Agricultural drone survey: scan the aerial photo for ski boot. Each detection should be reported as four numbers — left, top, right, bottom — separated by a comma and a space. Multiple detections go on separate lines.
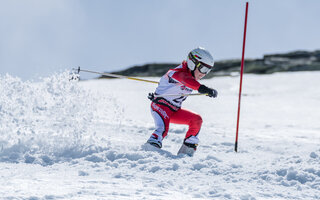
177, 136, 199, 156
147, 133, 162, 148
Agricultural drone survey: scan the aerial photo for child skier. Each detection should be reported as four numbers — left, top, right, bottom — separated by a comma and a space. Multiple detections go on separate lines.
147, 47, 218, 156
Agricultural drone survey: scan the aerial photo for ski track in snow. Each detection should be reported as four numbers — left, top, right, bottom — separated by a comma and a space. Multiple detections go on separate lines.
0, 71, 320, 199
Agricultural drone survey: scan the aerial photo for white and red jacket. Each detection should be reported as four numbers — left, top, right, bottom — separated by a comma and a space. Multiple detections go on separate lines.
153, 61, 201, 111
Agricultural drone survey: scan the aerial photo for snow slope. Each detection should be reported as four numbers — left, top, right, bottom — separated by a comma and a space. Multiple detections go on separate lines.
0, 71, 319, 199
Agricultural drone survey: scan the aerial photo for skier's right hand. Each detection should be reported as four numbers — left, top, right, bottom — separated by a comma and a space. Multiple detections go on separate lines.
198, 85, 218, 98
148, 93, 155, 100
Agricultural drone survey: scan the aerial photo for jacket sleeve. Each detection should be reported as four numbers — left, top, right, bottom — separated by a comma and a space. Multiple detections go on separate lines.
171, 71, 201, 90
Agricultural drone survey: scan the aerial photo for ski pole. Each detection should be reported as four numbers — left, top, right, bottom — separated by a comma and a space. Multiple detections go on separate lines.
75, 67, 208, 97
154, 93, 207, 98
75, 67, 159, 84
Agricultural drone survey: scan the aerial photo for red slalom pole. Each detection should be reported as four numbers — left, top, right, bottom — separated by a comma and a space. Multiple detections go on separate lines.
235, 2, 249, 152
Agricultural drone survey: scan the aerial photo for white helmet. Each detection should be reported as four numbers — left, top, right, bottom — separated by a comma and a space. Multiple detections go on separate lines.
186, 47, 214, 74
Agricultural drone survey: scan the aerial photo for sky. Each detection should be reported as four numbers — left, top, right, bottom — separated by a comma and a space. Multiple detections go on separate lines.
1, 0, 320, 80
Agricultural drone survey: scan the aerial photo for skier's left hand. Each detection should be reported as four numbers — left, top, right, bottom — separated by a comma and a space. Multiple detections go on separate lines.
207, 88, 218, 98
198, 85, 218, 98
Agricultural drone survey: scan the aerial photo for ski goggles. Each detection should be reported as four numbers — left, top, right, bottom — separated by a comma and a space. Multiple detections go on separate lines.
189, 53, 212, 74
196, 62, 212, 74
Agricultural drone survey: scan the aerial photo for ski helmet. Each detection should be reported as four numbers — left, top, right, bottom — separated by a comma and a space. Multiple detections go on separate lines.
186, 47, 214, 74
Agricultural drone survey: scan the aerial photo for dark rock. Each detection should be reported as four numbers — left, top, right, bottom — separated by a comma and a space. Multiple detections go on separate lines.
99, 49, 320, 79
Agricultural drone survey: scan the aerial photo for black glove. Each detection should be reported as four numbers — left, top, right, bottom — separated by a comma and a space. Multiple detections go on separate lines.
198, 85, 218, 98
148, 93, 155, 101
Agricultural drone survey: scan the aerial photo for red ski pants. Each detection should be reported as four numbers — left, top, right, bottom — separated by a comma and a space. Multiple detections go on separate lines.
150, 102, 202, 140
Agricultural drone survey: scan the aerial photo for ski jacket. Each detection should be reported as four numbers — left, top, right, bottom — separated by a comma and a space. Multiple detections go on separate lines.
153, 61, 201, 111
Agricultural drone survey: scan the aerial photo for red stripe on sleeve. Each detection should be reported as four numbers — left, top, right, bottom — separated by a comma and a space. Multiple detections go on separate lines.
172, 71, 201, 90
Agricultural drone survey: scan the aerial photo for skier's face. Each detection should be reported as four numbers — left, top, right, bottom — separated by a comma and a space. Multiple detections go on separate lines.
194, 68, 206, 80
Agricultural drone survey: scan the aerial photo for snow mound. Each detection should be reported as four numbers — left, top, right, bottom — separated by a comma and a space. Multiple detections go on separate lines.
0, 72, 122, 165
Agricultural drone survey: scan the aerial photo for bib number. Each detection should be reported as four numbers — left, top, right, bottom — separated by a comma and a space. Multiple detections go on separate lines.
173, 96, 187, 104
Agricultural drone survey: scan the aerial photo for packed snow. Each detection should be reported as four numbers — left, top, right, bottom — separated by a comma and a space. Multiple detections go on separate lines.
0, 71, 319, 199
